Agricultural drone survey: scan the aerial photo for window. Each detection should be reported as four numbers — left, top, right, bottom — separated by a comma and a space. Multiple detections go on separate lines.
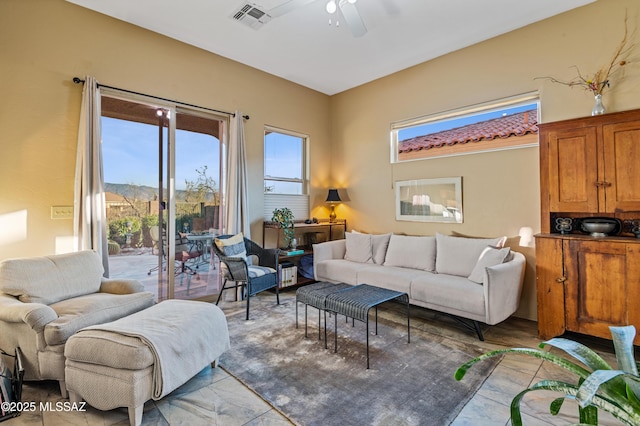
391, 93, 539, 163
264, 126, 309, 220
264, 127, 307, 194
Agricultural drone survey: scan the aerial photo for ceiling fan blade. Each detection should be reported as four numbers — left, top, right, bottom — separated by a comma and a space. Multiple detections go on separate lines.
339, 0, 367, 37
270, 0, 316, 17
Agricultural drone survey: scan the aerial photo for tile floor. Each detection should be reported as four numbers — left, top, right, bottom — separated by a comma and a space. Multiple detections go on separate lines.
14, 291, 624, 426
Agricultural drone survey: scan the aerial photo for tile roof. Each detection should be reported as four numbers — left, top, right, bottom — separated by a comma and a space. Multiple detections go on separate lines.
398, 109, 538, 153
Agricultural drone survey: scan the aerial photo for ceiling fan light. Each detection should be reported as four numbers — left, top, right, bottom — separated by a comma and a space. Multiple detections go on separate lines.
326, 0, 337, 14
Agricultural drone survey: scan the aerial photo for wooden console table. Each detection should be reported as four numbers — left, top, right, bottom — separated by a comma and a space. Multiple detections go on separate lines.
263, 220, 346, 288
262, 220, 346, 249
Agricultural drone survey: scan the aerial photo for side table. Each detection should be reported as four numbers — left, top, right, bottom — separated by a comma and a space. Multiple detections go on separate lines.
295, 282, 351, 339
325, 284, 410, 369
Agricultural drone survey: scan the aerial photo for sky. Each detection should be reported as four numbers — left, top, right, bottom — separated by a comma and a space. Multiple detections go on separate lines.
101, 117, 220, 192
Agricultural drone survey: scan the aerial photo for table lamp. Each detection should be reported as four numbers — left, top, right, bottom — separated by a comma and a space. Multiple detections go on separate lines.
326, 189, 341, 222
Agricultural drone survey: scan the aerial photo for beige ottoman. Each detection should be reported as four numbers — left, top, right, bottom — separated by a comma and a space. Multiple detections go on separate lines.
64, 300, 230, 426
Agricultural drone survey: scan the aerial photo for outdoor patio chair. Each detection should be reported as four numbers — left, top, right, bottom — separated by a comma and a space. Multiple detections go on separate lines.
147, 233, 202, 294
213, 234, 280, 320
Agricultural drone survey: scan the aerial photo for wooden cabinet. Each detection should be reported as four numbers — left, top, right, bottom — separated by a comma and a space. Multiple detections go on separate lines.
536, 235, 640, 345
539, 109, 640, 232
537, 109, 640, 345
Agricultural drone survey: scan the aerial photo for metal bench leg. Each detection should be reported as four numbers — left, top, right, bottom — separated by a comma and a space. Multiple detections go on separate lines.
334, 312, 338, 353
366, 318, 370, 369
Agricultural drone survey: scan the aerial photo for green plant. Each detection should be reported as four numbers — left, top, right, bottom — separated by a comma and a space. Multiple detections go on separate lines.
107, 240, 121, 255
455, 326, 640, 425
108, 216, 142, 247
271, 207, 295, 248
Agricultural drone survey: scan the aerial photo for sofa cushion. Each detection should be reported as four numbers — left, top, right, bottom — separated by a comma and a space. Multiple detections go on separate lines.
345, 232, 373, 263
44, 292, 155, 346
435, 233, 504, 277
371, 233, 392, 265
315, 259, 370, 285
467, 246, 511, 284
0, 250, 104, 305
384, 235, 436, 271
410, 273, 485, 317
356, 264, 425, 295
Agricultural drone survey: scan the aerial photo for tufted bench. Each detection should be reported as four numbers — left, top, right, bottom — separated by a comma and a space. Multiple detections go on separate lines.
64, 299, 230, 426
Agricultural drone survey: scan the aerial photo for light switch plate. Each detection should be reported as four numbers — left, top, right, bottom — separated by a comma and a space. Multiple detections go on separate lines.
51, 206, 73, 219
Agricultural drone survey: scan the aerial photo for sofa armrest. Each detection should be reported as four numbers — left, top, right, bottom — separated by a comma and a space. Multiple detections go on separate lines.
99, 278, 145, 294
482, 252, 526, 325
0, 294, 57, 332
312, 240, 346, 279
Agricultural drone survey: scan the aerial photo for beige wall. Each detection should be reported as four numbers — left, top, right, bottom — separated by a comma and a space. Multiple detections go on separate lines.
2, 0, 639, 321
0, 0, 331, 258
329, 0, 640, 320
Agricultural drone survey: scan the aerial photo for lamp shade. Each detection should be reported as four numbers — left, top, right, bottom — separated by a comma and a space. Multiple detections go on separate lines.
325, 189, 341, 203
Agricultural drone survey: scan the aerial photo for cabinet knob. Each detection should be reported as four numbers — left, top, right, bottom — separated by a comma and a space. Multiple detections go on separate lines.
556, 276, 567, 283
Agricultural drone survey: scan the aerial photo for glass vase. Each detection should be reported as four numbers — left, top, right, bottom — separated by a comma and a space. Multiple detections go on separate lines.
592, 93, 606, 116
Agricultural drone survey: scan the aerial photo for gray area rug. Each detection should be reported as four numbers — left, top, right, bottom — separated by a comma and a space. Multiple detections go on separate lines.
219, 293, 499, 426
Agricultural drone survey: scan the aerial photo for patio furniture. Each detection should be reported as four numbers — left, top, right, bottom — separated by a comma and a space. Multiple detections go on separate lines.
213, 234, 280, 320
0, 250, 155, 397
65, 299, 230, 426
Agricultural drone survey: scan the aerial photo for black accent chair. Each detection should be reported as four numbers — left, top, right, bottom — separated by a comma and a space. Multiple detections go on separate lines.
213, 235, 280, 320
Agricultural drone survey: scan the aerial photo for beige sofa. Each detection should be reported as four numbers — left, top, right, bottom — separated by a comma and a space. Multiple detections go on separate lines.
313, 232, 526, 339
0, 250, 155, 396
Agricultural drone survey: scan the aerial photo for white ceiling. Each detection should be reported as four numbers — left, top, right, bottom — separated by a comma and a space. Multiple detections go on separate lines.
66, 0, 595, 95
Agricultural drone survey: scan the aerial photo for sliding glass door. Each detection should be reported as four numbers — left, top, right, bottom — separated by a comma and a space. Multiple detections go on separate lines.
101, 94, 225, 302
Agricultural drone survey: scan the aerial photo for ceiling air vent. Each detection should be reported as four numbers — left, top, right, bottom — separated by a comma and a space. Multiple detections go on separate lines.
231, 3, 272, 29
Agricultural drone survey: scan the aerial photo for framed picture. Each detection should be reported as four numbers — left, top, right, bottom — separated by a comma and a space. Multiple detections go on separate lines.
395, 177, 463, 223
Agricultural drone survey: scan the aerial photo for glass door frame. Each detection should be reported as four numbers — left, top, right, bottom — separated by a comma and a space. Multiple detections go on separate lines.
101, 88, 227, 301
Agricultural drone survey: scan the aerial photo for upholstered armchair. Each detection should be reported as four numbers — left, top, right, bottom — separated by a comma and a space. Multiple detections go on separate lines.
0, 250, 154, 397
213, 234, 280, 320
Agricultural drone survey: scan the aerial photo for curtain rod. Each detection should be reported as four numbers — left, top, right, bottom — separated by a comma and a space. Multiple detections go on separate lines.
72, 77, 249, 120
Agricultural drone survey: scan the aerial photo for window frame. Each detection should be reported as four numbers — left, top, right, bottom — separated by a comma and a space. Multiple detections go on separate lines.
263, 125, 309, 195
390, 92, 540, 163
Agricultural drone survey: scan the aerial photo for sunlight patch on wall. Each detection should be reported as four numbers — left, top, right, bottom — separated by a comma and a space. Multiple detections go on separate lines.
0, 210, 28, 246
55, 236, 75, 255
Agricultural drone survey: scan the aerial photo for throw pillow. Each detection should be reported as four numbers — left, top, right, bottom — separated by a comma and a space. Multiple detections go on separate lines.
467, 246, 511, 284
435, 233, 505, 277
371, 233, 392, 264
383, 234, 436, 271
345, 232, 373, 263
214, 233, 248, 262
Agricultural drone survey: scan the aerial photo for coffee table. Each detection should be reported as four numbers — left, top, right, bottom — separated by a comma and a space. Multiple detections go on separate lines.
295, 281, 351, 339
325, 284, 410, 369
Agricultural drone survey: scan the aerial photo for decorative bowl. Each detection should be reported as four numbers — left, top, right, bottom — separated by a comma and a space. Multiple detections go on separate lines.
581, 219, 618, 237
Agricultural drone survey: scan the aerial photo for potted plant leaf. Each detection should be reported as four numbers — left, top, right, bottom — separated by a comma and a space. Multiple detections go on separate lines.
454, 325, 640, 425
271, 207, 296, 249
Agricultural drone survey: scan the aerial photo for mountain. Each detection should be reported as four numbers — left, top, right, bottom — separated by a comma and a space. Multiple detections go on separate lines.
105, 183, 159, 200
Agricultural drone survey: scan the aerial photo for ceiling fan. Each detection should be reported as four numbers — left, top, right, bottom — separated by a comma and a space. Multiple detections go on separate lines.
270, 0, 367, 37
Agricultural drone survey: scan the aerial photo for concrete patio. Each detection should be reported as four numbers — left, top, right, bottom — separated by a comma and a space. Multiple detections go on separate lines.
108, 247, 222, 301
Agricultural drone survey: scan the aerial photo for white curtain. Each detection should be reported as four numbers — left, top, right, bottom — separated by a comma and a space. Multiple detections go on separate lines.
224, 112, 251, 238
73, 76, 109, 275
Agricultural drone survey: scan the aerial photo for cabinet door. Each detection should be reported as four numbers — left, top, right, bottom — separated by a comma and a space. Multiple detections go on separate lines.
603, 120, 640, 212
564, 240, 639, 342
547, 127, 599, 212
535, 237, 566, 340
